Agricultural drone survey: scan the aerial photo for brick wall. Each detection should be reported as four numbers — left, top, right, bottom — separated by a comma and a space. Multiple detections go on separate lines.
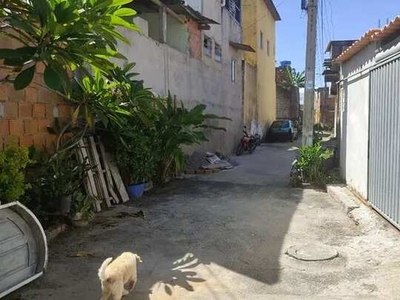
276, 85, 300, 120
0, 37, 72, 151
187, 19, 202, 60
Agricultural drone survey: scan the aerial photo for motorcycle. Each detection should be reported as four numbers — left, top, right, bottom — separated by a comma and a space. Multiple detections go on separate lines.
236, 126, 257, 156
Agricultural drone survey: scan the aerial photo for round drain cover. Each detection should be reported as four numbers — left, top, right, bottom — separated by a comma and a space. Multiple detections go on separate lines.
286, 243, 338, 261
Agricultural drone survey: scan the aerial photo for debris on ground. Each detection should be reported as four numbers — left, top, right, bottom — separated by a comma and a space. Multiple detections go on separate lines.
115, 211, 145, 219
68, 251, 96, 258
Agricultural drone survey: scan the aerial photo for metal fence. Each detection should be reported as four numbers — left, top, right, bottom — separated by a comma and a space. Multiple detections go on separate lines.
369, 55, 400, 227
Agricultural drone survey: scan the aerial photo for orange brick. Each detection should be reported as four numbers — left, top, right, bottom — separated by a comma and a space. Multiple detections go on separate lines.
38, 88, 57, 104
58, 105, 71, 118
33, 103, 46, 119
38, 119, 52, 132
4, 102, 17, 118
9, 119, 24, 136
8, 88, 24, 102
25, 87, 38, 103
0, 119, 9, 136
45, 134, 57, 151
19, 102, 32, 118
3, 135, 18, 148
0, 85, 8, 101
24, 119, 38, 134
19, 135, 33, 147
33, 134, 46, 150
45, 104, 55, 118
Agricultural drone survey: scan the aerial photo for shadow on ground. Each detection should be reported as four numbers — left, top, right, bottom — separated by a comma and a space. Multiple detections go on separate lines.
6, 143, 303, 300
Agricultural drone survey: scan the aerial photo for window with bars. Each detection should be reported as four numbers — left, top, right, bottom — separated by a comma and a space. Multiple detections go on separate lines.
215, 43, 222, 62
204, 35, 212, 57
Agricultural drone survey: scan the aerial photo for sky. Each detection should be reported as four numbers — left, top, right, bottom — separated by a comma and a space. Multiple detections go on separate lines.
274, 0, 400, 87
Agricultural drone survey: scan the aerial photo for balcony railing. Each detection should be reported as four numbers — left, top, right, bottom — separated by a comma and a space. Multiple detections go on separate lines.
226, 0, 241, 24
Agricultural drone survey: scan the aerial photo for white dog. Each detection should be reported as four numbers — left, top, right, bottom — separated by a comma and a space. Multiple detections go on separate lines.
98, 252, 142, 300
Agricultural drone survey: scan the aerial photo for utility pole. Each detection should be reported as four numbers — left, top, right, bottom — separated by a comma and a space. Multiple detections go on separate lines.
302, 0, 318, 146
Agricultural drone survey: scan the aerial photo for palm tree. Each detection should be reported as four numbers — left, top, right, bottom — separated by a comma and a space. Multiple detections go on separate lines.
285, 67, 305, 88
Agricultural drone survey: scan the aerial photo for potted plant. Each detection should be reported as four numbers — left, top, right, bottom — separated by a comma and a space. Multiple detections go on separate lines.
114, 131, 155, 199
44, 150, 90, 214
70, 191, 94, 227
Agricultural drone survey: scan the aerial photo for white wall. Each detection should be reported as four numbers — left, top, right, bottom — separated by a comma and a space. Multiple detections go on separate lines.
117, 28, 243, 154
340, 43, 376, 199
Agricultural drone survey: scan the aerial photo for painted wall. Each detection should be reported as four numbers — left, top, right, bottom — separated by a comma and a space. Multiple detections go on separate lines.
242, 0, 277, 135
339, 43, 376, 199
118, 24, 243, 154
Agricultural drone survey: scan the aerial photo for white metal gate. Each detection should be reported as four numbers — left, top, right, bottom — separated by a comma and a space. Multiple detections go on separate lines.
369, 55, 400, 226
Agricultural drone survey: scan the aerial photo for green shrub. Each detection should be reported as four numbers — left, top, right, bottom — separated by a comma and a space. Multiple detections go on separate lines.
114, 130, 156, 185
0, 145, 31, 202
290, 142, 333, 186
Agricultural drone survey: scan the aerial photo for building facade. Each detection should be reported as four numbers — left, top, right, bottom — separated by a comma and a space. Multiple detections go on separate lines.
242, 0, 280, 135
118, 0, 250, 154
336, 16, 400, 227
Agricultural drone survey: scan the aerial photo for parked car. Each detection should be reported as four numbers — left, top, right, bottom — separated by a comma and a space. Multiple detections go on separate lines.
266, 119, 298, 142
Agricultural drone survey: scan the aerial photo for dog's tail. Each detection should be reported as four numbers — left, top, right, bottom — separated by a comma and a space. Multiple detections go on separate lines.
136, 254, 142, 263
98, 257, 113, 281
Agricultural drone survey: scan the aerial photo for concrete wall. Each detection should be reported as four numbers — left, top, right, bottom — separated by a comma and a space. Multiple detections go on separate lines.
242, 0, 277, 135
339, 43, 376, 199
117, 22, 243, 154
243, 62, 257, 125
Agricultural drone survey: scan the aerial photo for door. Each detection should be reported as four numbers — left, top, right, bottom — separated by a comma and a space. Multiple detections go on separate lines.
0, 208, 38, 295
368, 56, 400, 227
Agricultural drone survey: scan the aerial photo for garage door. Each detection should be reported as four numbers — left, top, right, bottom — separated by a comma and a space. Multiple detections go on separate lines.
369, 56, 400, 227
0, 202, 47, 298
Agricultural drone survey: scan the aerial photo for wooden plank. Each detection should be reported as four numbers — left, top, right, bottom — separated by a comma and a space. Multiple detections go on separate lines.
98, 140, 120, 204
88, 137, 112, 207
104, 151, 130, 203
78, 140, 101, 212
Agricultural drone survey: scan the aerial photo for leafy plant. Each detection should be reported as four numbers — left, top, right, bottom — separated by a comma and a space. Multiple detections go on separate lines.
277, 66, 305, 88
290, 142, 333, 186
114, 129, 156, 185
0, 145, 31, 202
71, 191, 94, 220
153, 94, 231, 182
0, 0, 138, 91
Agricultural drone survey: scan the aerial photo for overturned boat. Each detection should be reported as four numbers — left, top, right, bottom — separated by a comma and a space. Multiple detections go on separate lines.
0, 202, 48, 298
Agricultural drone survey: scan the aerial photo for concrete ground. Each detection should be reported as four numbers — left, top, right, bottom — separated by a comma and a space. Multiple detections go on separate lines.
7, 142, 400, 300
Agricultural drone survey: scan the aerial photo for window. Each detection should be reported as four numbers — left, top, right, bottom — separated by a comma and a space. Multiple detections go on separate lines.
231, 59, 236, 82
215, 43, 222, 62
267, 40, 270, 56
259, 31, 264, 49
204, 35, 212, 57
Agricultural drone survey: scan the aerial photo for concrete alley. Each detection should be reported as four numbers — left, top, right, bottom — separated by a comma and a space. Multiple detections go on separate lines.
7, 143, 400, 300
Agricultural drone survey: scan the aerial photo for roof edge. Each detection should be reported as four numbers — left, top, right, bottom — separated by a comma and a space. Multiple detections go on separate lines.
263, 0, 281, 21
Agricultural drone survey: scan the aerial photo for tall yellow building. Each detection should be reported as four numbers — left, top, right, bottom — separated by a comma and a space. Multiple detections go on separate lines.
242, 0, 280, 134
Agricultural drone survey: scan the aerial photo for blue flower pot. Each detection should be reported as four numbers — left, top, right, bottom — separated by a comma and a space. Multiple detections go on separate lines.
127, 183, 146, 199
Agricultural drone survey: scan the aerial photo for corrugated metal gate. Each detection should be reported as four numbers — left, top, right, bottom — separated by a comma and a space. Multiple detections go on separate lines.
369, 55, 400, 226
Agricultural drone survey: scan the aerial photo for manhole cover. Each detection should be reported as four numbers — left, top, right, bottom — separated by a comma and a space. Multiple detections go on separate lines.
286, 243, 339, 261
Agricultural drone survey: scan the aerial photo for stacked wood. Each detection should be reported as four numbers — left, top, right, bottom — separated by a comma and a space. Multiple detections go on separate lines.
77, 136, 129, 212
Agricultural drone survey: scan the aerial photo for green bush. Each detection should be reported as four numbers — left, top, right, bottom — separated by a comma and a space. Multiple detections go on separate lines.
114, 130, 156, 185
0, 145, 31, 202
290, 142, 333, 186
152, 94, 230, 182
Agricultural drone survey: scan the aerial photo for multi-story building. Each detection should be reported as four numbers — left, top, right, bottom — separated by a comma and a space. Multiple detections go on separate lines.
117, 0, 258, 154
241, 0, 281, 135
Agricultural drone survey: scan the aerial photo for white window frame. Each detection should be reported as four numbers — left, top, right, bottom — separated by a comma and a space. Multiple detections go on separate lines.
231, 59, 236, 82
215, 43, 222, 62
